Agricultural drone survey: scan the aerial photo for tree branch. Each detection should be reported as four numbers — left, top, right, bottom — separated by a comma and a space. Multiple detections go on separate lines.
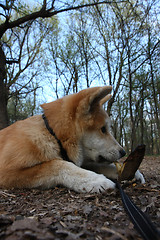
0, 3, 9, 10
131, 39, 160, 75
0, 1, 126, 38
6, 59, 19, 64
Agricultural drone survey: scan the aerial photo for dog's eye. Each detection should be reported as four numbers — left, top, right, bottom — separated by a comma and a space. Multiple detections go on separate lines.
101, 126, 106, 134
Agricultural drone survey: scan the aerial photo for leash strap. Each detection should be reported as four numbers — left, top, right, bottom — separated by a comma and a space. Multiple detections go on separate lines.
116, 181, 160, 240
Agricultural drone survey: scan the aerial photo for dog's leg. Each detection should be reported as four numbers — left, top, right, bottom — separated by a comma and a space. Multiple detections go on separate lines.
134, 170, 145, 183
2, 160, 115, 193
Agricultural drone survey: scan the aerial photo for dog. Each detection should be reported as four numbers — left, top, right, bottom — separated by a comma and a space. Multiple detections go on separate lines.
0, 86, 145, 193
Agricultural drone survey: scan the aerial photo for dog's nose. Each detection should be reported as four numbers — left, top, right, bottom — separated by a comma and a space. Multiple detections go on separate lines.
119, 149, 126, 158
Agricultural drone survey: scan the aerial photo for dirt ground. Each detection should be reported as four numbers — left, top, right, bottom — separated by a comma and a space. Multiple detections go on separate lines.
0, 156, 159, 240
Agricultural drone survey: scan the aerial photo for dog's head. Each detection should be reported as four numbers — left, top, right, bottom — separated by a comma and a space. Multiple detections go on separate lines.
41, 86, 125, 166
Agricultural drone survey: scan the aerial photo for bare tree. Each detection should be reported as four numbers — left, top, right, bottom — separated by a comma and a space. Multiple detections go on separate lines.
0, 0, 123, 129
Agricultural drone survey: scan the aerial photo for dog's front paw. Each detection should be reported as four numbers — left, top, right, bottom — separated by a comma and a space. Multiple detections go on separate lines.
81, 174, 115, 193
135, 170, 145, 184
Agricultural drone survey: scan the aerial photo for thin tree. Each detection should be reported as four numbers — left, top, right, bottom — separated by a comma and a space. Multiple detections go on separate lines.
0, 0, 125, 129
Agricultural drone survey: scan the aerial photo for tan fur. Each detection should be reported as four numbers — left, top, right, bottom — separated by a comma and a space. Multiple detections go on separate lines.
0, 86, 142, 193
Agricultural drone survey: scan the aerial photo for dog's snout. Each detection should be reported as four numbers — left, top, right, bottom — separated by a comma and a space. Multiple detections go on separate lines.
119, 149, 126, 158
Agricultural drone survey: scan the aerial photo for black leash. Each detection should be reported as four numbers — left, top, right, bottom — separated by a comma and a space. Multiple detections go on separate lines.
116, 181, 160, 240
42, 114, 72, 163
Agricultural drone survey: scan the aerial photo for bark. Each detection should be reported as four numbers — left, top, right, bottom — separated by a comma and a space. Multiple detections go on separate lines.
140, 92, 144, 145
0, 44, 9, 130
127, 40, 136, 151
107, 49, 124, 116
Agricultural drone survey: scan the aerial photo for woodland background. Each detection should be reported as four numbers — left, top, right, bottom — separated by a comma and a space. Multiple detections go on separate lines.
0, 0, 160, 154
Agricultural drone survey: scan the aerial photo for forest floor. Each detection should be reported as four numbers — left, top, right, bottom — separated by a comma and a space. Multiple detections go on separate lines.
0, 156, 159, 240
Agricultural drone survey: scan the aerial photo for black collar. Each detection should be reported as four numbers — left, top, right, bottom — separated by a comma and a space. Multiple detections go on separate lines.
42, 114, 72, 163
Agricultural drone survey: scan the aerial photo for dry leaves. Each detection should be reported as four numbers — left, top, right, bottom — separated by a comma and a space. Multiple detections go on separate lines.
0, 156, 159, 240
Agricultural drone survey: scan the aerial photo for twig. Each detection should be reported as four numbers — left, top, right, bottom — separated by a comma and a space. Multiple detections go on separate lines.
101, 226, 127, 240
0, 190, 16, 197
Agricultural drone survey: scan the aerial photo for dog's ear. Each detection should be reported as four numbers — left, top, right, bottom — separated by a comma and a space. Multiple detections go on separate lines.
87, 86, 112, 111
100, 93, 112, 106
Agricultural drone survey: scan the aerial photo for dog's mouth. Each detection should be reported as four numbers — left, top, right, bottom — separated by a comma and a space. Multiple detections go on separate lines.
98, 155, 114, 164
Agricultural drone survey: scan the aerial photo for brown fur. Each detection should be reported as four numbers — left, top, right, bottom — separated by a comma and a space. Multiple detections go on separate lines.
0, 86, 127, 192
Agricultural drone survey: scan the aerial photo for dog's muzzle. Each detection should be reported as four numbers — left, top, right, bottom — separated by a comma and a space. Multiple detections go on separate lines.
119, 149, 126, 158
98, 149, 126, 164
98, 155, 113, 163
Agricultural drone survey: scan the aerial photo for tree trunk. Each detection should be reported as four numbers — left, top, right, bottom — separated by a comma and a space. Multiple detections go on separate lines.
0, 44, 9, 130
140, 89, 144, 144
148, 29, 160, 154
127, 43, 135, 151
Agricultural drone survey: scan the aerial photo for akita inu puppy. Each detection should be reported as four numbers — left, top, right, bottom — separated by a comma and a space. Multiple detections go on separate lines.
0, 86, 144, 193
